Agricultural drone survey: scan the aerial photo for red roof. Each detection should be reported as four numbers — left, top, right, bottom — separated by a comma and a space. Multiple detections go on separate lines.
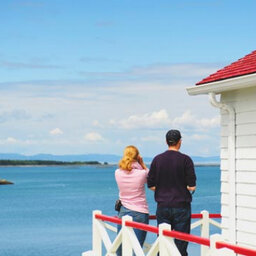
196, 50, 256, 85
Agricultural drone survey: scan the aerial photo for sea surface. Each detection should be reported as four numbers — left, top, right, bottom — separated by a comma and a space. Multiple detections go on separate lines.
0, 165, 220, 256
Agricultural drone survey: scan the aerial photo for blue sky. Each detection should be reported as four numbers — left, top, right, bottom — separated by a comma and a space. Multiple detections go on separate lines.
0, 0, 255, 157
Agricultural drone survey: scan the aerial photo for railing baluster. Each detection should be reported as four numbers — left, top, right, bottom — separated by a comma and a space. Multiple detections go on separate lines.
159, 223, 181, 256
201, 210, 210, 256
122, 215, 133, 256
93, 210, 103, 256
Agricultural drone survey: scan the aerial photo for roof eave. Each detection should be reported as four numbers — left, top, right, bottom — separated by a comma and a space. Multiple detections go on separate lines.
186, 73, 256, 96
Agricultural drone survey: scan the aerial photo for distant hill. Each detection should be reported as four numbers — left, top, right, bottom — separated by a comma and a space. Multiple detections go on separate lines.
0, 153, 220, 165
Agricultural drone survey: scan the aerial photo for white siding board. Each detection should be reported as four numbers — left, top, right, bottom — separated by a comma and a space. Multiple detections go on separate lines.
221, 228, 229, 240
236, 123, 256, 136
236, 242, 255, 250
236, 111, 256, 125
220, 194, 256, 211
220, 149, 228, 159
237, 207, 256, 221
236, 148, 256, 159
222, 87, 256, 105
221, 170, 229, 182
236, 160, 256, 171
221, 205, 230, 217
221, 217, 229, 229
221, 137, 228, 148
237, 195, 256, 209
237, 231, 256, 249
221, 182, 229, 193
236, 136, 256, 148
220, 160, 228, 171
236, 171, 256, 183
237, 184, 256, 196
221, 193, 229, 205
237, 220, 256, 234
235, 100, 256, 113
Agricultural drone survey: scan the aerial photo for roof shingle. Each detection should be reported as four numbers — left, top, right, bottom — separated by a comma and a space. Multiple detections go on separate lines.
196, 50, 256, 85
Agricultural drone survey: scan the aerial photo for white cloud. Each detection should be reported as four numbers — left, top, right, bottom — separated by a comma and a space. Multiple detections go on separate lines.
110, 109, 219, 131
191, 134, 210, 141
173, 110, 220, 129
173, 111, 195, 127
6, 137, 18, 143
50, 128, 63, 135
111, 109, 170, 129
92, 120, 104, 128
141, 136, 161, 142
199, 116, 220, 128
84, 132, 103, 142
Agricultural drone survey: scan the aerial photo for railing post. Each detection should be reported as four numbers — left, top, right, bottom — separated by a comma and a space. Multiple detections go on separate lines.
201, 210, 210, 256
209, 234, 235, 256
92, 210, 102, 256
122, 215, 133, 256
201, 210, 210, 237
159, 223, 181, 256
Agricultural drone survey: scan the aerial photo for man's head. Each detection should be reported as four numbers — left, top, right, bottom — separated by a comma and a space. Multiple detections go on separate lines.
166, 129, 182, 147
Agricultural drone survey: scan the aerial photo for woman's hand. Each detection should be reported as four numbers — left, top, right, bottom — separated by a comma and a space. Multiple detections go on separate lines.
138, 155, 147, 169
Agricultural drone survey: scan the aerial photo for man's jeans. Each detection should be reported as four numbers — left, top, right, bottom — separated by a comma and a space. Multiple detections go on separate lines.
117, 206, 149, 256
156, 205, 191, 256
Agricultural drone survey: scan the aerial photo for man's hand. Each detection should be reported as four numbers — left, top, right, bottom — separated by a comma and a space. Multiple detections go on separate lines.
187, 186, 196, 191
149, 186, 156, 191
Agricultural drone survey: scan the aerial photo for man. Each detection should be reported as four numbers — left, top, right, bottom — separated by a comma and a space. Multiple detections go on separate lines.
147, 129, 196, 256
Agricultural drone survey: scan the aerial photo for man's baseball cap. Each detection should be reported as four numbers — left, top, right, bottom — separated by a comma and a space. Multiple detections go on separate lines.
166, 129, 182, 144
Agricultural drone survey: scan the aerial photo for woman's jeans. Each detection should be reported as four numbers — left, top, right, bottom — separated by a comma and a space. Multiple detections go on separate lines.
156, 205, 191, 256
117, 206, 149, 256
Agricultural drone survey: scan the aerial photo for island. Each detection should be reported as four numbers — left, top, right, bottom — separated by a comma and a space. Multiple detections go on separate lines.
0, 179, 14, 185
0, 160, 103, 166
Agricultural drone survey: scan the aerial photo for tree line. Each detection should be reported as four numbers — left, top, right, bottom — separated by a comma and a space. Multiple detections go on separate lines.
0, 160, 102, 166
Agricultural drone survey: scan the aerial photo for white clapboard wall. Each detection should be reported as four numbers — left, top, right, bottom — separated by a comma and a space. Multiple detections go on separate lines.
220, 86, 256, 249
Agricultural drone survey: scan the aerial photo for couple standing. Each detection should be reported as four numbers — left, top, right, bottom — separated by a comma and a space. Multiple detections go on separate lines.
115, 129, 197, 256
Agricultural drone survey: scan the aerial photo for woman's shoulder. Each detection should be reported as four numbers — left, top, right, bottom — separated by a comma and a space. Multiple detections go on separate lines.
115, 168, 122, 174
115, 168, 128, 175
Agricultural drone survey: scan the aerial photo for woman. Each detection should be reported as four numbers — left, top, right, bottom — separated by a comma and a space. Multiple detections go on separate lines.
115, 145, 149, 254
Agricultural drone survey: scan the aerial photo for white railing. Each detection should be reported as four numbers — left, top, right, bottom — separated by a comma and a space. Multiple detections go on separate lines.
82, 210, 256, 256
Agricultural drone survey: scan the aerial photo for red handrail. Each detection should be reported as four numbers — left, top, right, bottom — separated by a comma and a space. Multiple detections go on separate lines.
208, 213, 222, 218
125, 220, 209, 246
95, 213, 122, 225
216, 241, 256, 256
163, 230, 210, 246
125, 220, 159, 234
149, 213, 221, 220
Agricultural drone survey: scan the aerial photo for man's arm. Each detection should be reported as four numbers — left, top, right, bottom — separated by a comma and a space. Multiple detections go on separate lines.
147, 158, 156, 191
185, 156, 196, 190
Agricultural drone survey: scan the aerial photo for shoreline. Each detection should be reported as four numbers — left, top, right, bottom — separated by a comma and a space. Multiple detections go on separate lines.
194, 163, 220, 167
0, 163, 220, 167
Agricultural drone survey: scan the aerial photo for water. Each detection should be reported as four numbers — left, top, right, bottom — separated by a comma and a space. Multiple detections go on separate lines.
0, 165, 220, 256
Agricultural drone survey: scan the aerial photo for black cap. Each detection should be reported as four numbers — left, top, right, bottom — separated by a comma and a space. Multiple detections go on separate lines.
166, 129, 181, 144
